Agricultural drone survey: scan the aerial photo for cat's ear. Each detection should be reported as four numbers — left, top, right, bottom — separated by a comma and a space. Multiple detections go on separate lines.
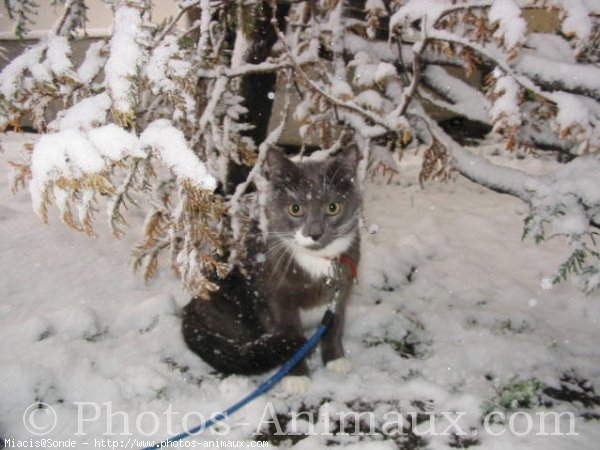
333, 144, 360, 175
265, 147, 297, 178
344, 144, 360, 172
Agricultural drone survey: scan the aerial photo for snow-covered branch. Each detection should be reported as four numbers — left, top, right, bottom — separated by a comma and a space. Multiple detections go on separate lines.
105, 1, 150, 127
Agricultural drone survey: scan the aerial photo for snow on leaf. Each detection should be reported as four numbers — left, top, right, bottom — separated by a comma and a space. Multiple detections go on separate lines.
45, 35, 78, 81
48, 93, 112, 132
352, 64, 378, 88
489, 73, 522, 140
0, 42, 45, 100
30, 129, 103, 218
423, 66, 490, 124
29, 126, 146, 219
525, 33, 575, 64
105, 3, 146, 125
140, 119, 217, 191
145, 35, 184, 94
515, 54, 600, 97
365, 0, 386, 12
355, 90, 384, 112
331, 80, 354, 100
374, 62, 396, 84
88, 124, 145, 161
550, 92, 589, 133
489, 0, 527, 51
554, 0, 593, 44
390, 0, 449, 32
77, 41, 107, 84
548, 92, 595, 153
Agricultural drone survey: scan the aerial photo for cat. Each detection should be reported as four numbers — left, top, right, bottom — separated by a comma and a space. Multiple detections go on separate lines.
182, 145, 361, 393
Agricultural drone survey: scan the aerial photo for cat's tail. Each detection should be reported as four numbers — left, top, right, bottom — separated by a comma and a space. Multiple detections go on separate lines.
182, 300, 306, 375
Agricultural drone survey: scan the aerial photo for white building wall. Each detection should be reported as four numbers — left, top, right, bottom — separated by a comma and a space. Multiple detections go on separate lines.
0, 1, 178, 39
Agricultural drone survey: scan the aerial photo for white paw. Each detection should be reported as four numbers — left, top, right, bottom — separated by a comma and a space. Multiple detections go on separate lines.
326, 357, 352, 375
281, 375, 311, 395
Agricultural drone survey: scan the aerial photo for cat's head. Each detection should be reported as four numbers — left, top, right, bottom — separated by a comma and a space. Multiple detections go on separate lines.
265, 146, 361, 255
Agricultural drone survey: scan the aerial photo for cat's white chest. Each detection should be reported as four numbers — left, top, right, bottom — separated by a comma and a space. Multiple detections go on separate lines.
290, 233, 356, 279
293, 251, 333, 279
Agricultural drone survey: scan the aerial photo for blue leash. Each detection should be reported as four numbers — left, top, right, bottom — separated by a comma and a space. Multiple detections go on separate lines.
142, 309, 335, 450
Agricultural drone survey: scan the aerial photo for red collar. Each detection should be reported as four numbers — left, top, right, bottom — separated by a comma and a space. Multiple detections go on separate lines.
338, 254, 358, 280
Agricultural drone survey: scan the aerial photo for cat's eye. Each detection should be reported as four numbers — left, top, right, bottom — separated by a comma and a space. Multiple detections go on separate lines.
326, 202, 342, 216
288, 204, 303, 217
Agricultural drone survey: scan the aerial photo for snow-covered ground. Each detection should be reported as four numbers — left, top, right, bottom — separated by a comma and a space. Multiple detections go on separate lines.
1, 132, 599, 450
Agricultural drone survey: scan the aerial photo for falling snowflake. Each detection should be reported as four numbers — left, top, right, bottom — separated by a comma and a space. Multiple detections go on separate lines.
541, 277, 554, 290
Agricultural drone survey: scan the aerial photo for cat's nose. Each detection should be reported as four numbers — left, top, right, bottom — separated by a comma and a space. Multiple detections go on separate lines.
309, 231, 322, 242
306, 221, 324, 242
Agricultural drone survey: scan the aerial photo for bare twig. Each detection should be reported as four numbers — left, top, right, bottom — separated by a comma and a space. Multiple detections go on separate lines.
196, 56, 318, 79
154, 0, 200, 46
52, 0, 75, 36
397, 25, 427, 117
270, 0, 396, 136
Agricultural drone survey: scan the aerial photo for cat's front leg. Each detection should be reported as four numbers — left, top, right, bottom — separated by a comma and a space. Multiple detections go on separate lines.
321, 293, 352, 375
268, 299, 313, 393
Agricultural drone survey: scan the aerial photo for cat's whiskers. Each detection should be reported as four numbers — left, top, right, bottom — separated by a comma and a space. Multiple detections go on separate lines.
264, 235, 293, 255
268, 243, 292, 282
265, 240, 287, 257
277, 246, 297, 288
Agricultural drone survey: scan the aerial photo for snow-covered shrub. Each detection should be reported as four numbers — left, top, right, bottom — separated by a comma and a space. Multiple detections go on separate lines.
1, 0, 599, 293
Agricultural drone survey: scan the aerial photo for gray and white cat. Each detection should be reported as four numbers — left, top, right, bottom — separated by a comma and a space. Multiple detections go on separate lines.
182, 145, 361, 393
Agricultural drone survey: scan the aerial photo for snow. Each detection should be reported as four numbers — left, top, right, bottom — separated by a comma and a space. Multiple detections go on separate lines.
488, 0, 527, 50
145, 35, 192, 95
88, 124, 144, 161
549, 92, 589, 135
28, 117, 215, 220
2, 132, 600, 449
516, 54, 600, 95
365, 0, 386, 12
105, 4, 145, 116
390, 0, 450, 32
556, 0, 593, 43
198, 0, 212, 57
352, 63, 378, 88
76, 40, 107, 84
45, 35, 76, 79
552, 155, 600, 208
48, 93, 111, 131
140, 119, 217, 191
331, 80, 354, 100
547, 92, 598, 154
489, 74, 522, 130
422, 66, 490, 124
0, 42, 46, 99
524, 34, 574, 64
374, 63, 396, 84
28, 125, 145, 219
355, 90, 384, 112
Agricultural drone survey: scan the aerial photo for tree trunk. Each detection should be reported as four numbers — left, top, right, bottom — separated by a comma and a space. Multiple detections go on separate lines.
225, 1, 291, 193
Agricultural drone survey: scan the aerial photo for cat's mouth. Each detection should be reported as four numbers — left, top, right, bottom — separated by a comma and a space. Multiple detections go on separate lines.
298, 241, 323, 250
293, 230, 324, 250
